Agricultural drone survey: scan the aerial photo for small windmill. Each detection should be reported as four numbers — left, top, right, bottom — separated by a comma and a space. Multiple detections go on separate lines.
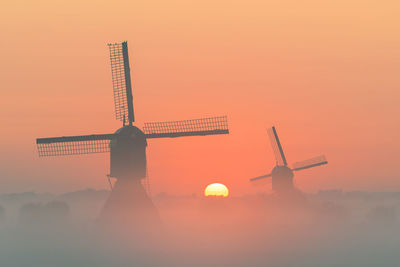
250, 126, 327, 194
36, 41, 229, 226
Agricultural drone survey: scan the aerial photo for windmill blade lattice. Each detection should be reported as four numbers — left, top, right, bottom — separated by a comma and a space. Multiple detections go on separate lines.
292, 155, 328, 171
108, 42, 134, 125
36, 134, 113, 157
143, 116, 229, 139
250, 173, 272, 182
267, 127, 287, 166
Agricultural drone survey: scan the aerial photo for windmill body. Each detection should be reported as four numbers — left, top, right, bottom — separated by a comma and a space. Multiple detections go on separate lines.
270, 165, 294, 193
36, 41, 229, 228
110, 125, 147, 179
250, 126, 327, 195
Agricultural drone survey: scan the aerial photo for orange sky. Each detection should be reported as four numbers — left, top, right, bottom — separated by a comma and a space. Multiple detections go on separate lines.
1, 0, 399, 195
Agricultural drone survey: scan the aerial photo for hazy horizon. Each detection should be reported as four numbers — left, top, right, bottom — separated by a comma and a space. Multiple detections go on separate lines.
1, 188, 400, 266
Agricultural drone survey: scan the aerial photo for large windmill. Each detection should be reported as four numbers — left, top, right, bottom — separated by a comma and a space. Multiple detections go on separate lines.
36, 41, 229, 226
250, 126, 327, 195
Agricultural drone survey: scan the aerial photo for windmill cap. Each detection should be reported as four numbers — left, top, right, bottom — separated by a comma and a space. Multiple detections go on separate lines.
113, 125, 147, 144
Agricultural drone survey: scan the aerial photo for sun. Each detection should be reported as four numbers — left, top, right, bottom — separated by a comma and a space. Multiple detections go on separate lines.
204, 183, 229, 197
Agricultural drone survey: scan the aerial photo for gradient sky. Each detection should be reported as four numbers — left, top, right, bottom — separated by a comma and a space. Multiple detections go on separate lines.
1, 0, 399, 195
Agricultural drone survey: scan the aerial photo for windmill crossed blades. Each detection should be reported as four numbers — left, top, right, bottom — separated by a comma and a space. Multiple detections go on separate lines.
250, 126, 328, 194
36, 41, 230, 191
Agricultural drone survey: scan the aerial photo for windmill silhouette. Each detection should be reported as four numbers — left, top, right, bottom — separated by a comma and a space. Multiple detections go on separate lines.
250, 126, 327, 195
36, 41, 229, 227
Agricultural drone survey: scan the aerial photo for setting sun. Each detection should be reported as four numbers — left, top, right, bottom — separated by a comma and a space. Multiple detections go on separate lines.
204, 183, 229, 197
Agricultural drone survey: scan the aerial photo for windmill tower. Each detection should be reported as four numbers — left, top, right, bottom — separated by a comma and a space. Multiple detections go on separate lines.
36, 41, 229, 227
250, 126, 327, 195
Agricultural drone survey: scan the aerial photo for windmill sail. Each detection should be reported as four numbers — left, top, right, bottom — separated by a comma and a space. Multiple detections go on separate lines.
36, 134, 113, 157
108, 41, 134, 125
250, 173, 272, 182
292, 155, 328, 171
267, 126, 287, 166
143, 116, 229, 138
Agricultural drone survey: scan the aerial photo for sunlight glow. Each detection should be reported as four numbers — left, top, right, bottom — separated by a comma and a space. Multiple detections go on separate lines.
204, 183, 229, 197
